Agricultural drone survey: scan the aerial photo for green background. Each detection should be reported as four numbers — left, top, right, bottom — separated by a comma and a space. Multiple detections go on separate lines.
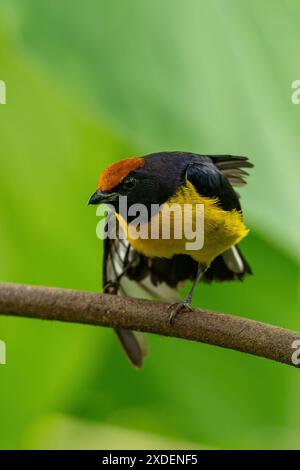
0, 0, 299, 449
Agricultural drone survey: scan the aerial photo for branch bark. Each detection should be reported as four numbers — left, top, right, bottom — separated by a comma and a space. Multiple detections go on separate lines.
0, 282, 299, 368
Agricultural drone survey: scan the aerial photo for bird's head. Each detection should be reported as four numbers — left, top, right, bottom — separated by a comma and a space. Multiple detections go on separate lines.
88, 153, 189, 214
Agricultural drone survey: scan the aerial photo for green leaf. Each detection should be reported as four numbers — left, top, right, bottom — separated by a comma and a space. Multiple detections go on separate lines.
5, 0, 300, 259
0, 0, 299, 450
0, 24, 129, 449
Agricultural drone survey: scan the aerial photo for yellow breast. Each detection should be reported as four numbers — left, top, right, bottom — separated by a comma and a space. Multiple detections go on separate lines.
116, 181, 249, 265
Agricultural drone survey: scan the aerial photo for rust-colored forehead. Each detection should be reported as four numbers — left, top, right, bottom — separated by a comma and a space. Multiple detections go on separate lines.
97, 157, 144, 191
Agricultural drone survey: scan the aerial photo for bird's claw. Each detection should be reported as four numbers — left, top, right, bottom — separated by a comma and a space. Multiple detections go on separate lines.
103, 281, 118, 295
168, 301, 193, 325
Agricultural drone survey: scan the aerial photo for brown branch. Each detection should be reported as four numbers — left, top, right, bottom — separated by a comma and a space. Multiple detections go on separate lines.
0, 282, 299, 368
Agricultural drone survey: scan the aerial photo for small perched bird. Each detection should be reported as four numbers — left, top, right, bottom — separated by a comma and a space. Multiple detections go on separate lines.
89, 151, 253, 368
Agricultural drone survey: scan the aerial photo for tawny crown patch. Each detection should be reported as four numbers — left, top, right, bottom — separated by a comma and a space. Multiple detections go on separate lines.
97, 157, 144, 192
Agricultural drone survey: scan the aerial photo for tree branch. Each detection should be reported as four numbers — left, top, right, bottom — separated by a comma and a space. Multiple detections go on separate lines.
0, 282, 299, 368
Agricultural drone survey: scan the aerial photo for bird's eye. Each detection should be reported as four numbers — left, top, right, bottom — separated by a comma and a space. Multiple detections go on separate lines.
124, 177, 136, 190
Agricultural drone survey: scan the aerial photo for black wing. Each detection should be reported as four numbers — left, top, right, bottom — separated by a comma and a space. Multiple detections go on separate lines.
186, 160, 242, 211
102, 214, 148, 368
186, 155, 253, 278
211, 154, 254, 188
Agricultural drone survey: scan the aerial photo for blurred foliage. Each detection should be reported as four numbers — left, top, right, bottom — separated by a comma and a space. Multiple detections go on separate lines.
0, 0, 299, 450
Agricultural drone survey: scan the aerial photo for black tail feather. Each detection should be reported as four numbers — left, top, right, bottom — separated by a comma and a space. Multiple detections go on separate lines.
115, 329, 147, 368
204, 246, 252, 282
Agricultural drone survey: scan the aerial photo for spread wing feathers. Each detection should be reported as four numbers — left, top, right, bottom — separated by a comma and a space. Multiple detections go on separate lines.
103, 216, 180, 301
211, 155, 254, 188
102, 214, 147, 368
102, 217, 251, 367
102, 213, 178, 368
205, 245, 252, 281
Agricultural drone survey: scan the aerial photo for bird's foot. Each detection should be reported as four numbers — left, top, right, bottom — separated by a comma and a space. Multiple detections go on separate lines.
103, 281, 118, 295
168, 301, 193, 325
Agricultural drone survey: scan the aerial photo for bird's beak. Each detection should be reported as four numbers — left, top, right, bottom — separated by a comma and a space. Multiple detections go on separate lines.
88, 189, 118, 205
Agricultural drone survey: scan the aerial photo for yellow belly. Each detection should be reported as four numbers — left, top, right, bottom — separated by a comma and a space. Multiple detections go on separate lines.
116, 181, 249, 265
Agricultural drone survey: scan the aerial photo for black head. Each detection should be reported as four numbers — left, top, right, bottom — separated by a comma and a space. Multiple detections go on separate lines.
88, 152, 196, 218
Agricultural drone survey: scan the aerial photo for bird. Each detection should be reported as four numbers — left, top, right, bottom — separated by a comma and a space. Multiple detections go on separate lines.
88, 151, 253, 368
